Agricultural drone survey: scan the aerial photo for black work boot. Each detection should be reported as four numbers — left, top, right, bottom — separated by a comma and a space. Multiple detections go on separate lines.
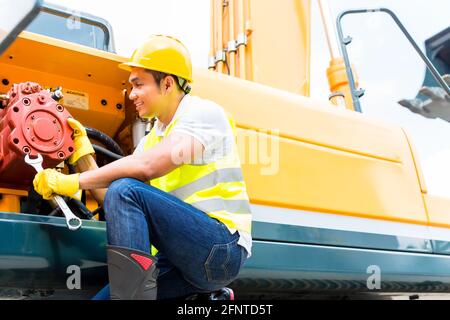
185, 287, 235, 300
107, 245, 159, 300
210, 287, 234, 300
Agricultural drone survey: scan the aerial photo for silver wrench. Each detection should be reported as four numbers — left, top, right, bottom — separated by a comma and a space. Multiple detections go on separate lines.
25, 154, 82, 231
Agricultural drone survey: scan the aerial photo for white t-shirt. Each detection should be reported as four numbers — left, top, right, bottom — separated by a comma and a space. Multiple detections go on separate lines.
134, 94, 252, 257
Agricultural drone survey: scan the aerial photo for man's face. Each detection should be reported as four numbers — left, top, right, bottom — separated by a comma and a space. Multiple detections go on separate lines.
128, 68, 165, 118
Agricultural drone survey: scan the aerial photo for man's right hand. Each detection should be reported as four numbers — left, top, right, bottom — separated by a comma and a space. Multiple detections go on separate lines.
33, 169, 81, 200
67, 118, 95, 165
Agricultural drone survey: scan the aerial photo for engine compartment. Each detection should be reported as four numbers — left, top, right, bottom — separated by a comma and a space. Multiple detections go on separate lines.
0, 32, 138, 218
0, 82, 74, 189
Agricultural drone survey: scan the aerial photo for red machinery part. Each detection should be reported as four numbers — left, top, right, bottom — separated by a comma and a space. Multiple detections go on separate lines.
0, 82, 75, 189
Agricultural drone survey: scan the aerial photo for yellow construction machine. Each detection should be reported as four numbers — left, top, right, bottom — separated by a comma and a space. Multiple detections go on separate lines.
0, 0, 449, 299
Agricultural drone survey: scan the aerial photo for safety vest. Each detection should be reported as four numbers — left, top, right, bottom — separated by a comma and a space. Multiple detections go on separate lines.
143, 114, 252, 234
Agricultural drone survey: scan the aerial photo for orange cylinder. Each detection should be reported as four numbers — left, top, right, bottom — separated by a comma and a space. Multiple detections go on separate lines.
326, 57, 359, 111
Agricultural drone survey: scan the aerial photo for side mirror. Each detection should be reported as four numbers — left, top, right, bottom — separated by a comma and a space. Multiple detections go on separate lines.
0, 0, 42, 56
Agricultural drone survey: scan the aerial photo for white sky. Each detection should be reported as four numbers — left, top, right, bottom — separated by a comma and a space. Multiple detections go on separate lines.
46, 0, 450, 197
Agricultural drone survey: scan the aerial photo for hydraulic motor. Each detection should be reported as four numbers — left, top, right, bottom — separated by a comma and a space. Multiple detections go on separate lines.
0, 82, 75, 189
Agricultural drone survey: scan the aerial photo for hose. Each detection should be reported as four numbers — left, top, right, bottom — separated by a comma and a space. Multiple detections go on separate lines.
48, 198, 94, 220
70, 199, 94, 220
67, 127, 123, 221
85, 127, 125, 156
92, 144, 124, 161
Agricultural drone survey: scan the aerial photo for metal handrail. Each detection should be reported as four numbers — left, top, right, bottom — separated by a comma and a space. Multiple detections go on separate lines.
336, 7, 450, 113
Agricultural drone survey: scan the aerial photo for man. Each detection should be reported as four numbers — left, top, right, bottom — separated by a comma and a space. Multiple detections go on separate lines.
33, 35, 252, 300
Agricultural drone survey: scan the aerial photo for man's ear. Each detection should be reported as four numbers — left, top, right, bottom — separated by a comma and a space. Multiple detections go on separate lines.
163, 76, 175, 93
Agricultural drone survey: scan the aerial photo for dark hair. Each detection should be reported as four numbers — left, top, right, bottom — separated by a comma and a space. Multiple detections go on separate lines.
145, 69, 189, 93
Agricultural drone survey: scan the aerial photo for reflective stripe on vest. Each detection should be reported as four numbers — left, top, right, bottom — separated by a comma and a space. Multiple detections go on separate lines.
169, 167, 243, 199
143, 112, 252, 234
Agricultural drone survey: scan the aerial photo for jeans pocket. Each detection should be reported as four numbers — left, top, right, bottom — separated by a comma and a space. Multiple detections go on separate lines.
204, 240, 241, 283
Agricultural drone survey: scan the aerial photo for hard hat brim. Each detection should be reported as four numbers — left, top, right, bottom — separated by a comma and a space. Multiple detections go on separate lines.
118, 61, 144, 72
118, 61, 193, 83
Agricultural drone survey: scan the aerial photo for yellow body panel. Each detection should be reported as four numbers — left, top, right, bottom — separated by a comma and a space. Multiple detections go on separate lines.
0, 32, 128, 137
192, 69, 427, 225
402, 128, 428, 194
424, 194, 450, 228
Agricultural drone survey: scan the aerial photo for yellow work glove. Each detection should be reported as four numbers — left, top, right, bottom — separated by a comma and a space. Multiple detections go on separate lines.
67, 118, 94, 165
33, 169, 81, 200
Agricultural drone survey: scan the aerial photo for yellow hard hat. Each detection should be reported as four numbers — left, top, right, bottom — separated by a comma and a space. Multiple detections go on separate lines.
119, 34, 193, 83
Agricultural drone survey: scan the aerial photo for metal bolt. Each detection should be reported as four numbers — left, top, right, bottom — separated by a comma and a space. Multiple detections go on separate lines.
52, 87, 63, 101
53, 119, 57, 124
31, 115, 35, 120
53, 140, 58, 145
38, 95, 46, 104
31, 137, 35, 141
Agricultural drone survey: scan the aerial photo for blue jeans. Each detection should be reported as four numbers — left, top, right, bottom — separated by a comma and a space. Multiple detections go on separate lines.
93, 178, 247, 300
